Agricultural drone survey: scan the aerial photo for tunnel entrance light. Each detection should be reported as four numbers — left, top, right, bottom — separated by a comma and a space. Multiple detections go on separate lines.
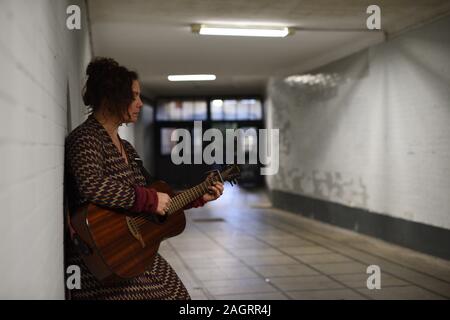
192, 24, 292, 38
168, 74, 216, 81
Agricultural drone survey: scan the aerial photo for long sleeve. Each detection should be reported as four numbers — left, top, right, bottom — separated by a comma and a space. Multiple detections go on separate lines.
184, 196, 206, 209
131, 185, 159, 213
66, 132, 136, 210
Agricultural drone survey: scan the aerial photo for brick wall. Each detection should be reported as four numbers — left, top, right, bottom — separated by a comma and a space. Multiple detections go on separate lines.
0, 0, 91, 298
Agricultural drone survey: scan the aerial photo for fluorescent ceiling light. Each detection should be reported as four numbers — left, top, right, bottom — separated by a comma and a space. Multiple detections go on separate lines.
168, 74, 216, 81
192, 24, 292, 37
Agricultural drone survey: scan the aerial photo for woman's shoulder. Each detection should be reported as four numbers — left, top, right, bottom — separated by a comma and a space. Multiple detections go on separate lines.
66, 116, 104, 150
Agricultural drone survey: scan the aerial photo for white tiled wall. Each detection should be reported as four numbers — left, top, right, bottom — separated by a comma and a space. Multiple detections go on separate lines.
0, 0, 91, 299
266, 15, 450, 230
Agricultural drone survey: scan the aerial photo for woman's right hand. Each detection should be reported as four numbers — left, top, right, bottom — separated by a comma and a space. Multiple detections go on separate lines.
155, 192, 171, 216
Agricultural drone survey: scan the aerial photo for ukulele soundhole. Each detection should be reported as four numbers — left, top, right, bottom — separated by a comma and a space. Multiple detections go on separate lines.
126, 216, 146, 248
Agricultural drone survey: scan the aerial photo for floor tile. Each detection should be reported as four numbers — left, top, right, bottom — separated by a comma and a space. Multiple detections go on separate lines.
287, 289, 367, 300
263, 238, 316, 247
188, 288, 210, 300
192, 266, 260, 281
295, 253, 353, 264
214, 292, 288, 300
232, 247, 284, 257
309, 262, 368, 275
202, 278, 278, 295
183, 257, 244, 269
330, 273, 409, 288
280, 246, 333, 255
191, 268, 231, 281
356, 286, 445, 300
253, 264, 319, 277
270, 275, 344, 291
240, 255, 299, 266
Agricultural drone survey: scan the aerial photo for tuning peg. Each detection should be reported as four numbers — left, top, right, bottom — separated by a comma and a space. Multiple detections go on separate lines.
204, 169, 224, 183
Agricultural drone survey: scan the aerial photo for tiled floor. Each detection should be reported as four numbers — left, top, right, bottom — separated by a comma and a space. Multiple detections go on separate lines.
158, 186, 450, 300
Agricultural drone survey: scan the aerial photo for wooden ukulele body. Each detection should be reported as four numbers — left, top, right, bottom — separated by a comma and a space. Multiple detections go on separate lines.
70, 180, 186, 283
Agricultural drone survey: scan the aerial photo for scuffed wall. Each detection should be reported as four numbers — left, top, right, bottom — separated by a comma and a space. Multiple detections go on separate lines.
266, 15, 450, 230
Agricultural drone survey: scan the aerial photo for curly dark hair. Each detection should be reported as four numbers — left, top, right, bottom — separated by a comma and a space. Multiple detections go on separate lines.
82, 57, 138, 122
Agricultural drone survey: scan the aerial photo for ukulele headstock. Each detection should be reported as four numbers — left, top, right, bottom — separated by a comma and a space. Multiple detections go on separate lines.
206, 165, 241, 186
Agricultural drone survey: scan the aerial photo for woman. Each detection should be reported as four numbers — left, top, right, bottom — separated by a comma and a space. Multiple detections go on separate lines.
65, 57, 224, 300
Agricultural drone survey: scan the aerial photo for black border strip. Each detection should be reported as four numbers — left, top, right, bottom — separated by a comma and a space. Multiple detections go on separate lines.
270, 190, 450, 261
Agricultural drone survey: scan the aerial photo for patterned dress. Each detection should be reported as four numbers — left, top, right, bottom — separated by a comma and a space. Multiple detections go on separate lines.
64, 114, 191, 300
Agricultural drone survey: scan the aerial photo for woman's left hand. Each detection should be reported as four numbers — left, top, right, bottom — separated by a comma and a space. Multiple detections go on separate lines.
202, 181, 224, 203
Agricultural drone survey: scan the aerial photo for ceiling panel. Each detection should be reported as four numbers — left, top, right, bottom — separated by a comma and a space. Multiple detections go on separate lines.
88, 0, 450, 97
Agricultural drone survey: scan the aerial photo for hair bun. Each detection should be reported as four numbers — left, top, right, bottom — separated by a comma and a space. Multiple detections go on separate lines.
86, 57, 119, 77
82, 56, 138, 114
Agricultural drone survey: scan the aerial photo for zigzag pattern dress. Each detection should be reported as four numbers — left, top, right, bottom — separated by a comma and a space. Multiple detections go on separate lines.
64, 114, 191, 300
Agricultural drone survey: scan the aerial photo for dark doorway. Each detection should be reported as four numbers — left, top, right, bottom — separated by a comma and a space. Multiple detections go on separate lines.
153, 97, 264, 189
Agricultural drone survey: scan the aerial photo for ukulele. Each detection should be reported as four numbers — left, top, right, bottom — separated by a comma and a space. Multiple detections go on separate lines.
70, 165, 240, 282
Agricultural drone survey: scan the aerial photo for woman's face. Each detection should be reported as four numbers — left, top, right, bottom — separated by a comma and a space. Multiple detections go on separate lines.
125, 80, 144, 123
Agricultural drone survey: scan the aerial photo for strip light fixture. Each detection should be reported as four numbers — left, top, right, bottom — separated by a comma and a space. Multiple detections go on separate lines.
192, 24, 293, 37
168, 74, 216, 81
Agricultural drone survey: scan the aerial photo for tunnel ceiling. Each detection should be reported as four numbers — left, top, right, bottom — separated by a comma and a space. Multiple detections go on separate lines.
88, 0, 450, 98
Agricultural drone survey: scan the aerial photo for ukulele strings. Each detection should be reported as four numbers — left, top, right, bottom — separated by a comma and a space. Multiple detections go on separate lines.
132, 175, 218, 228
